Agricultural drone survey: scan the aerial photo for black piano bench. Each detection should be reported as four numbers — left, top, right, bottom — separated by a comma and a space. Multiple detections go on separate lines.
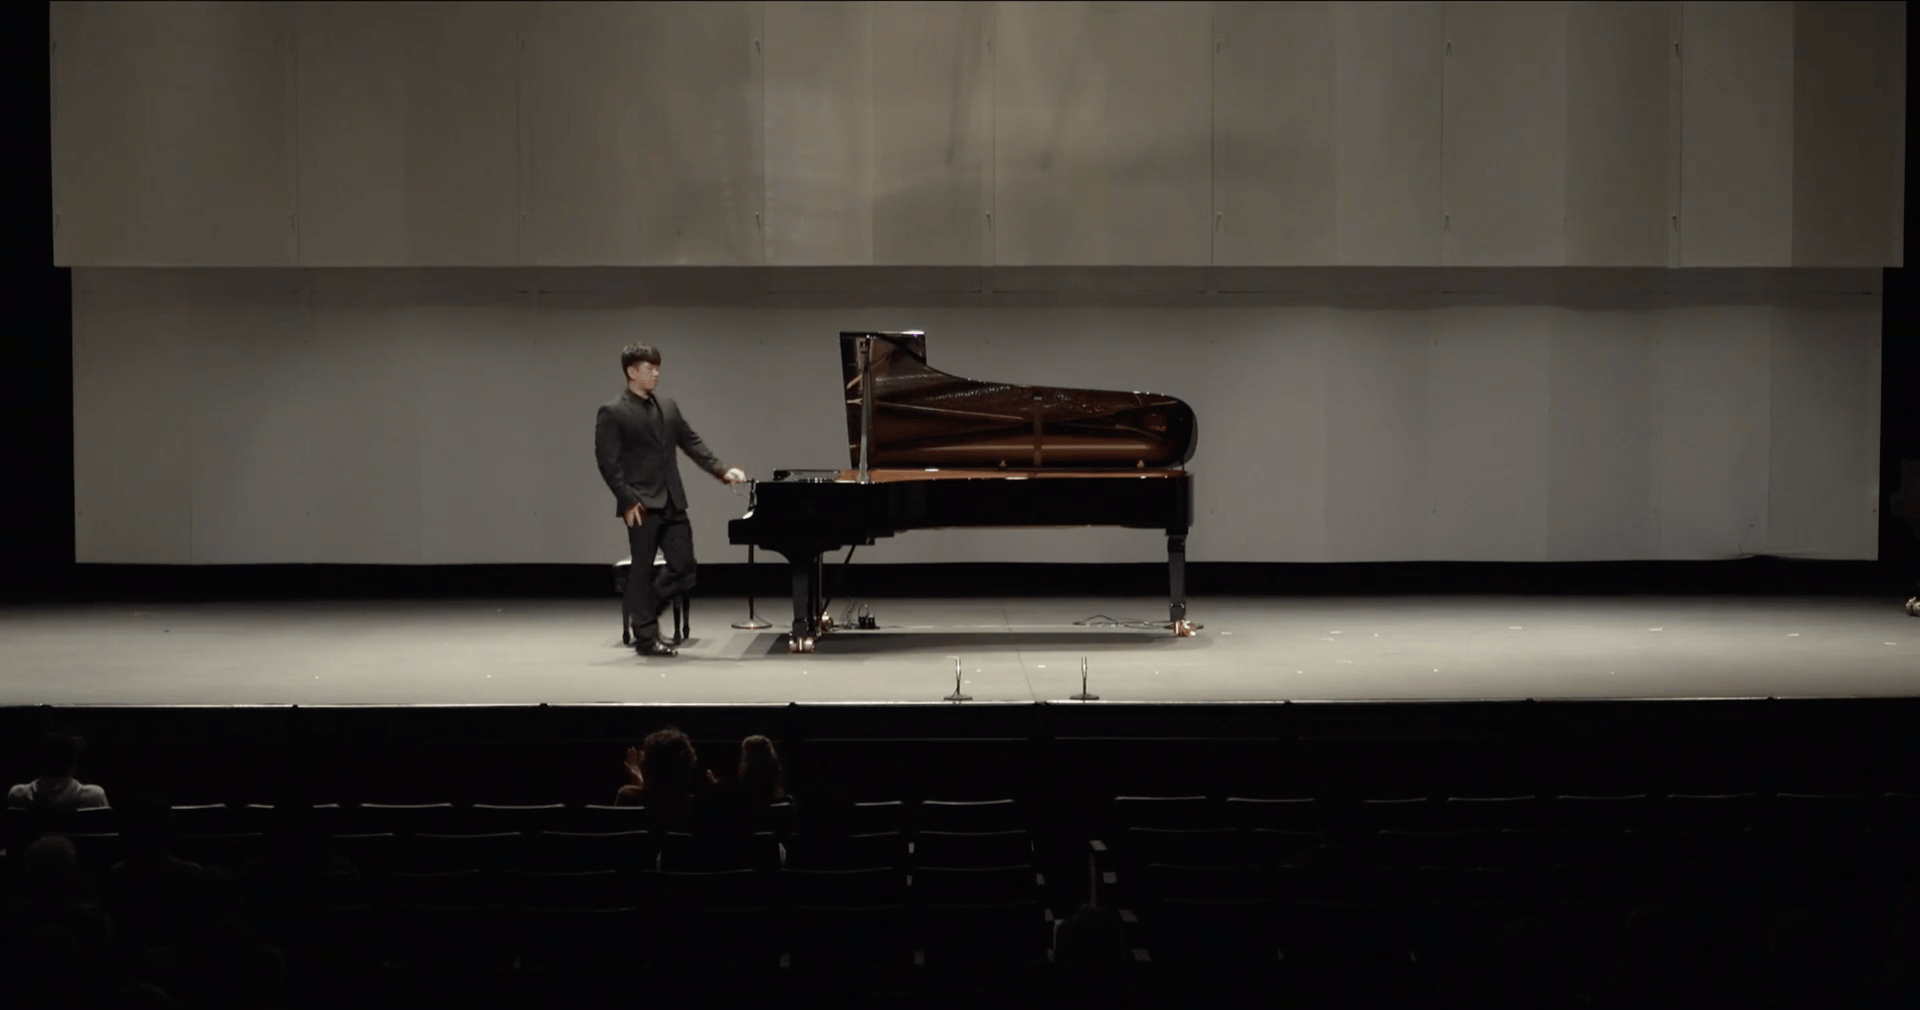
612, 557, 690, 646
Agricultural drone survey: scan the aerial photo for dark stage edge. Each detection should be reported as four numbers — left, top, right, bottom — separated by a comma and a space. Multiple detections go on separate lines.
20, 556, 1917, 604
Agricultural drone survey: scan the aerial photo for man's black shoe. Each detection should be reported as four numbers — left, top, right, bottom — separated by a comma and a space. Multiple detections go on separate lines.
636, 640, 678, 658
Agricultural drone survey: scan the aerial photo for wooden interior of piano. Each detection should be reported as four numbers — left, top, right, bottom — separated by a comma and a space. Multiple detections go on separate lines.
840, 331, 1198, 473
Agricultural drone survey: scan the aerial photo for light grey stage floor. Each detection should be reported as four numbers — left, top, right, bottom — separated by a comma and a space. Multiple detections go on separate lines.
1, 596, 1915, 708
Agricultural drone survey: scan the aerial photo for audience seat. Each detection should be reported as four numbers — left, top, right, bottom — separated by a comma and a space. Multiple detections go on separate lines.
356, 802, 460, 836
571, 804, 655, 834
379, 869, 492, 907
330, 832, 401, 875
1546, 794, 1651, 831
169, 803, 254, 835
1112, 795, 1213, 831
781, 866, 906, 908
918, 799, 1023, 834
913, 829, 1033, 869
382, 904, 514, 968
787, 904, 913, 967
467, 803, 567, 835
1223, 797, 1320, 832
173, 831, 264, 869
410, 832, 528, 873
919, 900, 1052, 966
1353, 798, 1435, 833
515, 906, 643, 969
785, 831, 907, 871
529, 830, 655, 873
911, 864, 1043, 908
1440, 795, 1540, 831
497, 869, 624, 910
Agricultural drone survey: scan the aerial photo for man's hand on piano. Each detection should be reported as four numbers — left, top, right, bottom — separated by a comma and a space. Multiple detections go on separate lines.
722, 467, 749, 484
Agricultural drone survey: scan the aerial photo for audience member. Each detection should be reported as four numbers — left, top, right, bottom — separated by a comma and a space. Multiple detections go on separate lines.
3, 835, 114, 971
136, 868, 287, 1010
737, 735, 786, 805
614, 726, 712, 831
7, 733, 109, 811
4, 923, 86, 1009
103, 794, 206, 965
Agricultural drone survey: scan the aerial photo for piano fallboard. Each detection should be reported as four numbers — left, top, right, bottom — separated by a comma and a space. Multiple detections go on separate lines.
729, 468, 1192, 552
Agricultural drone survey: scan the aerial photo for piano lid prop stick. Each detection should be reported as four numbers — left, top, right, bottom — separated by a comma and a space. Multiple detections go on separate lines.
857, 336, 874, 485
1071, 656, 1099, 701
944, 656, 971, 703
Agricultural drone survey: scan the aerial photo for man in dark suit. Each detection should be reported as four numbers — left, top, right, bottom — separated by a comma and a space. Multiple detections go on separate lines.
595, 342, 748, 656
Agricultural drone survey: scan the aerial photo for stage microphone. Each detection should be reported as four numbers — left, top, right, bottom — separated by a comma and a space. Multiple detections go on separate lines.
1071, 656, 1099, 701
944, 656, 971, 703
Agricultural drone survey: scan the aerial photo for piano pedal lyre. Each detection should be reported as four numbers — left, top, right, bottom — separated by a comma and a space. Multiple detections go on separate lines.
1173, 620, 1198, 638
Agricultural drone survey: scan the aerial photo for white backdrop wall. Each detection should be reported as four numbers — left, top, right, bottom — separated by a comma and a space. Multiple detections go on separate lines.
49, 1, 1906, 269
71, 268, 1882, 567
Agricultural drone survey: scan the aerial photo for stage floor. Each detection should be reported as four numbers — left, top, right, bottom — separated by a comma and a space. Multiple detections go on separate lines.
3, 595, 1916, 708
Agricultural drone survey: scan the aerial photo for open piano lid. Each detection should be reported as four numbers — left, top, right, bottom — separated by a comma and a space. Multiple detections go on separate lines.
840, 331, 1198, 471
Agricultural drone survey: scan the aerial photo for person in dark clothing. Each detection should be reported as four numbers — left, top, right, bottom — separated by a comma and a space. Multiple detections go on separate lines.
594, 342, 748, 657
614, 727, 712, 831
102, 794, 205, 966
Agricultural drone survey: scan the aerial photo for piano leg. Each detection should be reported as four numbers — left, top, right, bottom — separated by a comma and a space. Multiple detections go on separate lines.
786, 553, 821, 653
1168, 531, 1196, 637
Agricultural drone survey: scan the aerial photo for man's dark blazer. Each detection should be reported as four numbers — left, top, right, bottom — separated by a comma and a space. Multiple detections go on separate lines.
594, 389, 728, 516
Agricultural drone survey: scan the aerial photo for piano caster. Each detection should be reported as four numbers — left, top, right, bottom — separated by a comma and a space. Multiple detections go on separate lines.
1906, 597, 1919, 617
787, 636, 816, 654
818, 613, 836, 633
1172, 620, 1197, 638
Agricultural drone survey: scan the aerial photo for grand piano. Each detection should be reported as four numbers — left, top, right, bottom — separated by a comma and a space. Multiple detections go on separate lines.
728, 331, 1198, 653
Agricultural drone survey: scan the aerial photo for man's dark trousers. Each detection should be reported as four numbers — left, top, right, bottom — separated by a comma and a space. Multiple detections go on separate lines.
625, 506, 696, 645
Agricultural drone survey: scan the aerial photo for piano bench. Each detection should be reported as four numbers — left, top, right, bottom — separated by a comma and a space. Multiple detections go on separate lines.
612, 557, 690, 646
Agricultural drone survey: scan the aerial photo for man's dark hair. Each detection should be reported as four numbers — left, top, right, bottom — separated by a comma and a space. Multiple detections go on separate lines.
33, 733, 83, 779
621, 343, 661, 375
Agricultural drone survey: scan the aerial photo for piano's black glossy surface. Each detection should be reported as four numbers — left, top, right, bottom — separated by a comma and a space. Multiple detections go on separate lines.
728, 332, 1198, 652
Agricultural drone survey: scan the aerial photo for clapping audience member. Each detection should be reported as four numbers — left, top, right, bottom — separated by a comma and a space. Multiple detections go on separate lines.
7, 733, 109, 811
614, 727, 711, 831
